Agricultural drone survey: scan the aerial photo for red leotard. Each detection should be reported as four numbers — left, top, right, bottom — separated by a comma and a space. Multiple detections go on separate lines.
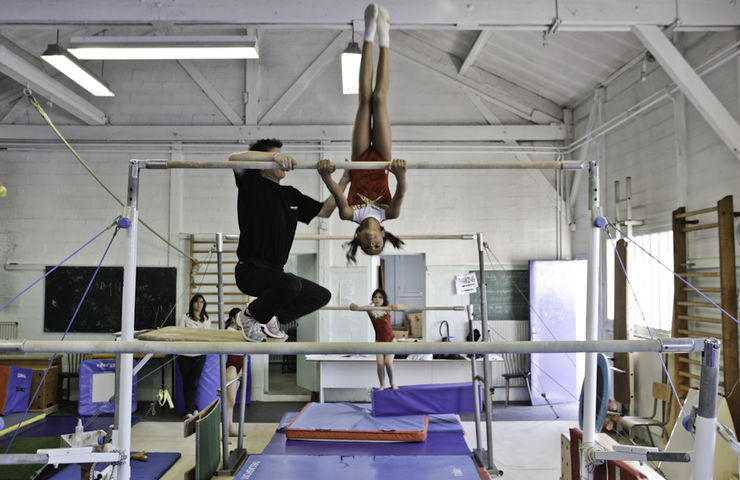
348, 149, 392, 208
368, 311, 395, 343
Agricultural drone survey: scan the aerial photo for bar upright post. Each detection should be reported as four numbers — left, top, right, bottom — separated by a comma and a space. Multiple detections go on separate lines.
477, 233, 500, 475
116, 160, 140, 480
694, 338, 720, 478
581, 161, 603, 480
216, 233, 230, 471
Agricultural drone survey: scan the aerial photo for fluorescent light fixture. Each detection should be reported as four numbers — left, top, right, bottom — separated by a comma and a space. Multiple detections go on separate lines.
341, 41, 361, 95
68, 35, 258, 60
40, 44, 115, 97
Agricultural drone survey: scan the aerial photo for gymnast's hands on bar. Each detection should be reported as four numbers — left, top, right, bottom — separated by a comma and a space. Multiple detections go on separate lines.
349, 303, 359, 311
316, 159, 336, 177
389, 159, 407, 178
272, 152, 296, 171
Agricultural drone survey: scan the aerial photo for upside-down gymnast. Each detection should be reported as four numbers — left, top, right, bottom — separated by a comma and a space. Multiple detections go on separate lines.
318, 3, 407, 263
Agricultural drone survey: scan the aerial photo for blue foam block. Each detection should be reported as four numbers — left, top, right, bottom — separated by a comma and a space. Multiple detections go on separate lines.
78, 359, 137, 416
235, 455, 479, 479
372, 382, 481, 417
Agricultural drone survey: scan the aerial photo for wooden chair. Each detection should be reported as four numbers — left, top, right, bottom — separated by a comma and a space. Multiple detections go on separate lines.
501, 353, 532, 406
617, 382, 672, 447
60, 352, 84, 401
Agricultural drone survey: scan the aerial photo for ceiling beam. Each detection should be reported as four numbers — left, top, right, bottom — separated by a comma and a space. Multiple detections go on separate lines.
458, 31, 491, 75
260, 31, 347, 125
632, 25, 740, 161
178, 60, 242, 125
0, 96, 26, 124
463, 87, 561, 204
0, 123, 566, 143
0, 43, 106, 125
393, 31, 562, 123
244, 28, 261, 125
0, 0, 736, 30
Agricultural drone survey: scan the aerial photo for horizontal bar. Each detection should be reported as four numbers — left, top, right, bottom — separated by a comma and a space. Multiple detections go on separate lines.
679, 328, 719, 337
222, 234, 477, 241
0, 454, 49, 465
677, 301, 720, 309
683, 287, 722, 293
678, 314, 721, 324
322, 305, 466, 311
141, 159, 586, 170
674, 206, 717, 218
681, 223, 718, 233
202, 234, 476, 243
0, 451, 123, 465
678, 357, 702, 366
677, 272, 720, 277
0, 338, 705, 356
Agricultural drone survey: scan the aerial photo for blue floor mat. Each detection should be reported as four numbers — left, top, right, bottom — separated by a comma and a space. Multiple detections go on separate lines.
48, 452, 180, 480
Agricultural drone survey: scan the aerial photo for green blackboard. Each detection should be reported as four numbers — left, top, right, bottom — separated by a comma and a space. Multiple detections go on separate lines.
468, 269, 530, 320
44, 266, 177, 333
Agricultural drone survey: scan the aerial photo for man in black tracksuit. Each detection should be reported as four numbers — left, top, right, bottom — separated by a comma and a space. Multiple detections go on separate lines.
229, 138, 349, 342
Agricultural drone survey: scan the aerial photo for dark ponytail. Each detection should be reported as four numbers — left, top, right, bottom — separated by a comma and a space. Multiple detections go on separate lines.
343, 227, 405, 264
344, 235, 362, 264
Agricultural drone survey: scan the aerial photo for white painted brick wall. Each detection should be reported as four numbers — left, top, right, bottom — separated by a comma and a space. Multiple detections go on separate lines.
571, 31, 740, 417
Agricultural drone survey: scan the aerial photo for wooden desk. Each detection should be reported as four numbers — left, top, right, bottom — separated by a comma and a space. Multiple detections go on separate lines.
305, 354, 502, 402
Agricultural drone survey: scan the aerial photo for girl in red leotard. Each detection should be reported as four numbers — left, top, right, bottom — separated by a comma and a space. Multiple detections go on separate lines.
318, 4, 407, 263
351, 288, 399, 390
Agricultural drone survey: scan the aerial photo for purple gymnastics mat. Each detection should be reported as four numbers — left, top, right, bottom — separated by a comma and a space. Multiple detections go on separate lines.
262, 411, 470, 456
372, 382, 481, 417
235, 454, 480, 479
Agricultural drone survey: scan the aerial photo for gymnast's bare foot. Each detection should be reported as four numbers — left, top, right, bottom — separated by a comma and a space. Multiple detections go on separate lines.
391, 385, 399, 390
378, 386, 385, 390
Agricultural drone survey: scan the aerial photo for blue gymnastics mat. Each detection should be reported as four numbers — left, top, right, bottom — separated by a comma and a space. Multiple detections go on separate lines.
48, 452, 181, 480
235, 454, 481, 479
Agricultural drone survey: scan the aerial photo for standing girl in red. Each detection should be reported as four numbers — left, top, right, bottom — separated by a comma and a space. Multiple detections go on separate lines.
318, 3, 407, 263
351, 288, 399, 390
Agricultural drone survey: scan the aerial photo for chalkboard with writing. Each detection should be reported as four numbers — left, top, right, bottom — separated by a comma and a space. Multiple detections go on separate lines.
468, 270, 530, 321
44, 266, 177, 333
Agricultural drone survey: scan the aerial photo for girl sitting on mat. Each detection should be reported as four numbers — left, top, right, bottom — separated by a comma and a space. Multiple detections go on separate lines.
350, 288, 399, 390
318, 3, 407, 263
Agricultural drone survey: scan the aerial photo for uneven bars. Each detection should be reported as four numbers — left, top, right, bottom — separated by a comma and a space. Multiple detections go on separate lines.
140, 160, 585, 170
222, 234, 476, 241
322, 305, 466, 311
0, 338, 704, 356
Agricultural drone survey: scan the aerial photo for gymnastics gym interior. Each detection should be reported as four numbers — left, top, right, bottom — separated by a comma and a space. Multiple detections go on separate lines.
0, 1, 739, 479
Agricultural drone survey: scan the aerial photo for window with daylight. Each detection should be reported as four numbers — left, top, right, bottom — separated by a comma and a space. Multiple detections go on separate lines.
606, 230, 674, 336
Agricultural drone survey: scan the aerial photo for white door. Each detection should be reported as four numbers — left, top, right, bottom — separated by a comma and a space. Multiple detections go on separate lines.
380, 254, 425, 326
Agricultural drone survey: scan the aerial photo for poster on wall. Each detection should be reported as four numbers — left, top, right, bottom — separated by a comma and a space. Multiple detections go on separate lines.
455, 273, 478, 295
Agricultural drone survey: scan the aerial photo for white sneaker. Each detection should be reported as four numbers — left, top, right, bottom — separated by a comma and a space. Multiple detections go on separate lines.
260, 316, 286, 339
237, 310, 266, 343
